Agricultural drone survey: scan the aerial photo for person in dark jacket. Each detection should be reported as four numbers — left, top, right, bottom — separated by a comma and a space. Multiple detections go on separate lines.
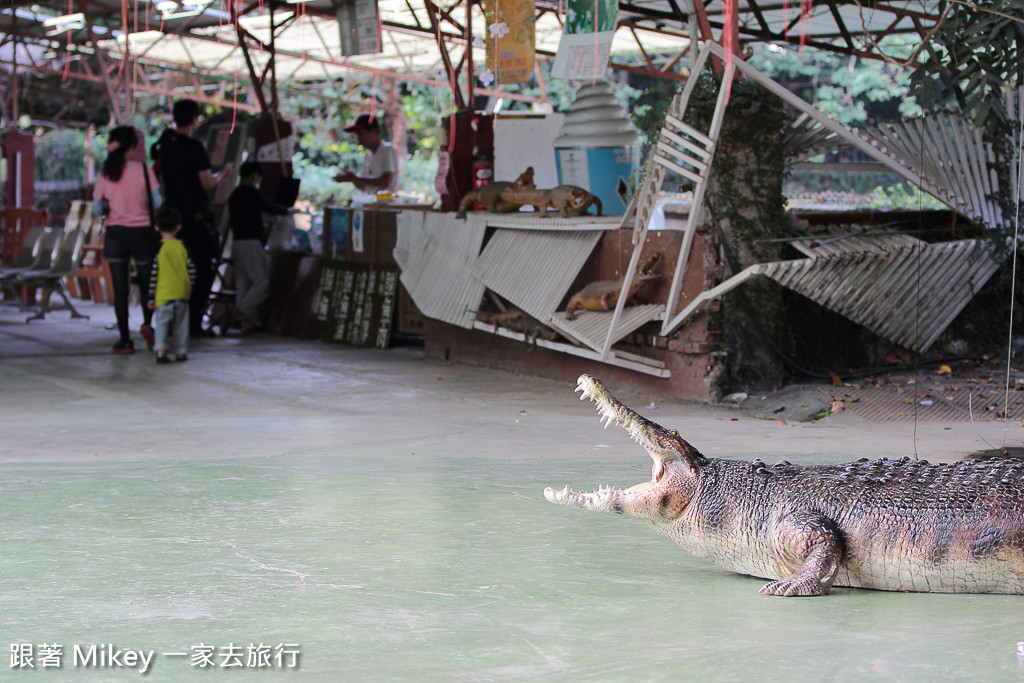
153, 98, 232, 337
228, 160, 295, 333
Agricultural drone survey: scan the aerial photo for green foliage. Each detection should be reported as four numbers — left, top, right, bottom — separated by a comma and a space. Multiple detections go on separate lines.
747, 40, 923, 127
619, 77, 674, 152
858, 184, 947, 211
402, 83, 444, 153
910, 0, 1024, 130
34, 129, 87, 182
291, 152, 352, 207
401, 152, 440, 198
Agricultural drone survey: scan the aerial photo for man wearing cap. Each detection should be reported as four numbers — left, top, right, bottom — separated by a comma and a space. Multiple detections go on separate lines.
333, 114, 400, 194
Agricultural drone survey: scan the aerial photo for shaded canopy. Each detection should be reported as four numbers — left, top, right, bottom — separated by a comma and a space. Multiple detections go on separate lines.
0, 0, 941, 125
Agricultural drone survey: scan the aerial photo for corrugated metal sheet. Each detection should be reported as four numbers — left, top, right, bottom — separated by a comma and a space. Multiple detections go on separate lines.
785, 111, 1008, 230
473, 229, 602, 322
481, 214, 619, 231
395, 212, 487, 328
548, 304, 664, 353
839, 386, 1024, 422
864, 114, 1003, 228
760, 239, 1000, 352
789, 228, 923, 259
396, 212, 669, 370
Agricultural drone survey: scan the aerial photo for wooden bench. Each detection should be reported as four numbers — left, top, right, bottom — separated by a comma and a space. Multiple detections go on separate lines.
65, 202, 114, 303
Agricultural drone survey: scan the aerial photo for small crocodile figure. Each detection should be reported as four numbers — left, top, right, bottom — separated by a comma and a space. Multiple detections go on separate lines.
564, 253, 661, 320
544, 375, 1024, 596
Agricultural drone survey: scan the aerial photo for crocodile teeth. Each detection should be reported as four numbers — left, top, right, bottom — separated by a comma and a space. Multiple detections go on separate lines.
576, 379, 591, 399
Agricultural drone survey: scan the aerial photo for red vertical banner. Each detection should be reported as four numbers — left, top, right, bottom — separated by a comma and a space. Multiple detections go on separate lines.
2, 132, 35, 209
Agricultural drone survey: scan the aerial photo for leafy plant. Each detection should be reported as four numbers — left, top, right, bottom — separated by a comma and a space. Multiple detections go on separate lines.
909, 0, 1023, 130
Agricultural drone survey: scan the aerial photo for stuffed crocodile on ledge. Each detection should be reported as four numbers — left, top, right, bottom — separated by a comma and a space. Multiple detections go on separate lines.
544, 375, 1024, 596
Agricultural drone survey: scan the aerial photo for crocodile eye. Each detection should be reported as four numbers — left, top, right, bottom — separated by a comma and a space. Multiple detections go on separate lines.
671, 430, 679, 437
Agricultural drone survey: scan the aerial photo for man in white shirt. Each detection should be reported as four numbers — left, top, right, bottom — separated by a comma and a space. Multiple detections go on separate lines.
334, 114, 400, 194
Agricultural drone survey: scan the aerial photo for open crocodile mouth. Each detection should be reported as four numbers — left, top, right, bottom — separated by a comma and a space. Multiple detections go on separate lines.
543, 374, 676, 511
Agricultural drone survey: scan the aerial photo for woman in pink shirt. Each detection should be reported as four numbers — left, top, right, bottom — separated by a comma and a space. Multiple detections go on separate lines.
94, 126, 161, 354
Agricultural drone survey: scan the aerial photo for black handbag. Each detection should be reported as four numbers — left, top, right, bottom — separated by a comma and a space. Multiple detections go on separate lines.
142, 162, 155, 226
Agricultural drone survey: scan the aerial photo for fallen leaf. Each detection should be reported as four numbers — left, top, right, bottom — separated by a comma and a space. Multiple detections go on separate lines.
938, 364, 952, 374
777, 419, 787, 426
828, 371, 842, 386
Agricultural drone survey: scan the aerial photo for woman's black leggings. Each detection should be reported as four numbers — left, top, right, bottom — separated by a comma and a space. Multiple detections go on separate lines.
109, 260, 154, 343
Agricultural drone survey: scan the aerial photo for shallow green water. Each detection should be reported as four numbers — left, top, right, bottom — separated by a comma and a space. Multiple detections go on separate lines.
3, 455, 1023, 681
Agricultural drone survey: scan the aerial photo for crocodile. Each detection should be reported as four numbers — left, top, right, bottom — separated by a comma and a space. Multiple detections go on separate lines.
544, 374, 1024, 596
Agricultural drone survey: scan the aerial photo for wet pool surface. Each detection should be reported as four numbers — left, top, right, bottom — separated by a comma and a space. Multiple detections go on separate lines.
3, 303, 1024, 680
5, 454, 1024, 681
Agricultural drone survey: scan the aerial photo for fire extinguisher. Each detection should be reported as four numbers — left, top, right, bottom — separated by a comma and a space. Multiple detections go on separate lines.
470, 158, 493, 211
471, 159, 493, 188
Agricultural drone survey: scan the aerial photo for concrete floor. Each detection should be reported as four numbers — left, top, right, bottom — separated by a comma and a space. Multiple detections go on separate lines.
3, 301, 1024, 681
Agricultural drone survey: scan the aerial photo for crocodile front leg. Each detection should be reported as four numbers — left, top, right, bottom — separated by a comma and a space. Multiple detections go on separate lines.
760, 510, 843, 597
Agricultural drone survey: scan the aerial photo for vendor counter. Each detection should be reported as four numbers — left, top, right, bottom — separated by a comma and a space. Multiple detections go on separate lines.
264, 205, 426, 344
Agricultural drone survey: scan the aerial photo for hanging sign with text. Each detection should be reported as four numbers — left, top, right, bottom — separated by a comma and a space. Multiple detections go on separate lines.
550, 0, 618, 80
484, 0, 536, 84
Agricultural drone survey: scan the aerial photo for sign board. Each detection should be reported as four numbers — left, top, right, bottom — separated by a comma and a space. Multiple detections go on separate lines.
323, 206, 351, 261
308, 261, 398, 348
351, 211, 364, 253
203, 121, 249, 230
484, 0, 535, 84
493, 113, 564, 189
551, 0, 618, 79
336, 0, 381, 56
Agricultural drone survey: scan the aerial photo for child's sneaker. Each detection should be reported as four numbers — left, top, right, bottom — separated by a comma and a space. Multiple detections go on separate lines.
112, 339, 135, 354
175, 354, 188, 363
155, 354, 172, 365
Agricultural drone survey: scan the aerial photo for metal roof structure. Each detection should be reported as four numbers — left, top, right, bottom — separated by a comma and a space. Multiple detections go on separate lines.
0, 0, 943, 124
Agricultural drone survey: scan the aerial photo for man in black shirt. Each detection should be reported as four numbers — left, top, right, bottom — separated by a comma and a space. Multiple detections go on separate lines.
228, 161, 293, 332
155, 99, 233, 337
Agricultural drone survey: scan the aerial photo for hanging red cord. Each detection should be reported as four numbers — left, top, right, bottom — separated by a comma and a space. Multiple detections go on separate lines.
118, 0, 129, 75
722, 0, 735, 104
448, 93, 456, 153
231, 52, 238, 133
799, 0, 812, 52
369, 13, 382, 121
63, 30, 71, 80
782, 0, 789, 42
